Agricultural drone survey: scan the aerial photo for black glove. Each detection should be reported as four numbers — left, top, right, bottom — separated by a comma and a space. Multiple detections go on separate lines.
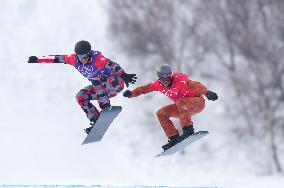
123, 90, 132, 98
28, 56, 38, 63
121, 73, 137, 87
206, 91, 218, 101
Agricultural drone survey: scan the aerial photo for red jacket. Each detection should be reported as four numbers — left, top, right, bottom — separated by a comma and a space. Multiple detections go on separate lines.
131, 72, 208, 102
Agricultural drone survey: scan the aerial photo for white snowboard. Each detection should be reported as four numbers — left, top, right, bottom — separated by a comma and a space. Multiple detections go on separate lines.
82, 106, 122, 145
156, 131, 209, 157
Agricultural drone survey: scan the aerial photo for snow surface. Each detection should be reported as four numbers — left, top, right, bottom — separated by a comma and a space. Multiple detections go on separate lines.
0, 0, 283, 188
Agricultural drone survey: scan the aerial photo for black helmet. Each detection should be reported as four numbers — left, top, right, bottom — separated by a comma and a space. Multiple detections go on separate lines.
74, 40, 91, 55
157, 64, 172, 77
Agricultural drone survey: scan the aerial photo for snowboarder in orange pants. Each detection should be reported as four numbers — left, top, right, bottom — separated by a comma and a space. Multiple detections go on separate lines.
123, 64, 218, 150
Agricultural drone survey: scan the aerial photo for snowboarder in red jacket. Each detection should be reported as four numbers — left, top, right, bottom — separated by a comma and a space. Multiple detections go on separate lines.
123, 64, 218, 150
28, 40, 137, 134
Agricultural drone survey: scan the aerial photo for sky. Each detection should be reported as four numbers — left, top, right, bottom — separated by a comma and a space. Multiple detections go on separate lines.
0, 0, 283, 187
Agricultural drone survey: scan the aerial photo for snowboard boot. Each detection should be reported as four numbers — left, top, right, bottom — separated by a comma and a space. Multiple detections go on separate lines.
84, 126, 93, 134
162, 133, 182, 151
100, 103, 112, 111
84, 116, 100, 134
180, 125, 194, 140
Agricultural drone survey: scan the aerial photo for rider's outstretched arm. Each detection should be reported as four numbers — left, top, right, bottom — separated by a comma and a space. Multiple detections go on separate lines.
28, 54, 76, 66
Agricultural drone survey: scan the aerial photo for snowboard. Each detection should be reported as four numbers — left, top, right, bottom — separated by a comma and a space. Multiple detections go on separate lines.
82, 106, 122, 145
156, 131, 209, 157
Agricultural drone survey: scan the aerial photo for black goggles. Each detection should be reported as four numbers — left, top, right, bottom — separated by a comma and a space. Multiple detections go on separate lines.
77, 52, 91, 61
158, 75, 172, 83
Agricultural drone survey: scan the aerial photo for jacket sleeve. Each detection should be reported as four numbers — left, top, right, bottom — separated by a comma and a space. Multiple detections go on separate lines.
105, 60, 125, 77
187, 80, 208, 96
36, 54, 76, 66
131, 84, 153, 97
94, 53, 125, 77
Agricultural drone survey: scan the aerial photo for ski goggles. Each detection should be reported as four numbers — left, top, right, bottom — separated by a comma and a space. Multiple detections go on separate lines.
77, 52, 91, 62
158, 74, 172, 84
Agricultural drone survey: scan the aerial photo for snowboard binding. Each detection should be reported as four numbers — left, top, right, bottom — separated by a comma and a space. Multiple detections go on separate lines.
162, 134, 182, 151
180, 125, 195, 140
162, 126, 195, 151
84, 123, 94, 134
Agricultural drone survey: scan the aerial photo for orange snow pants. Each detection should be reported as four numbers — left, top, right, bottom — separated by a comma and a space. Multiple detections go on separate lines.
156, 96, 205, 138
